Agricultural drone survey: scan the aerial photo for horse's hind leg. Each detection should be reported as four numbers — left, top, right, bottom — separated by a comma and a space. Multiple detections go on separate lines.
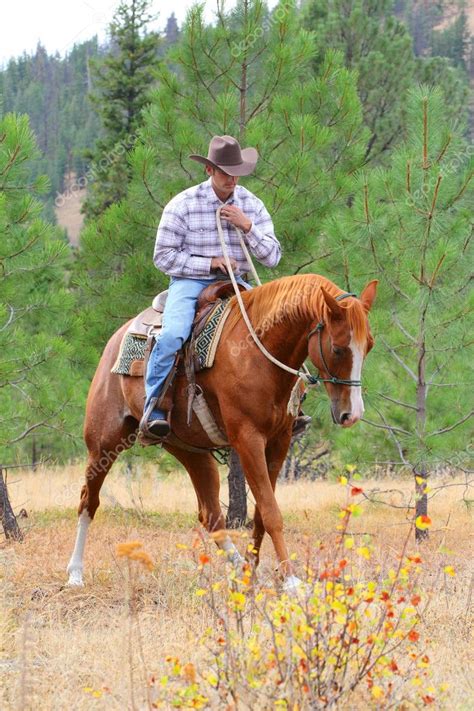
67, 417, 137, 586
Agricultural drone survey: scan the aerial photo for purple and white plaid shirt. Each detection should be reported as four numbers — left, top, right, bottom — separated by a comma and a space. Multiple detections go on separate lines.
153, 178, 281, 279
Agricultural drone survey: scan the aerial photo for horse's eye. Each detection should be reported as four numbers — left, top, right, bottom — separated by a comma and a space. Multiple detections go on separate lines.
332, 346, 344, 356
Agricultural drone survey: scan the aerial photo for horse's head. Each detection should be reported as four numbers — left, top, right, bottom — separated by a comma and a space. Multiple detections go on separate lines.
308, 281, 378, 427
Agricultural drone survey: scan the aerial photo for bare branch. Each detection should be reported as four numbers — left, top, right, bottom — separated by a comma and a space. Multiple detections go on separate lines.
377, 393, 418, 411
392, 312, 417, 344
361, 417, 411, 437
427, 411, 473, 437
380, 337, 417, 381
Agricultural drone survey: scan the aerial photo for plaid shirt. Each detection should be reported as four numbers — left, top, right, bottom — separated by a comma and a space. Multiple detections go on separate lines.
154, 178, 281, 279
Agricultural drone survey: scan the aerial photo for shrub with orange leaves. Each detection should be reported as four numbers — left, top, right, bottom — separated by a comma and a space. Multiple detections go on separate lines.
145, 505, 449, 710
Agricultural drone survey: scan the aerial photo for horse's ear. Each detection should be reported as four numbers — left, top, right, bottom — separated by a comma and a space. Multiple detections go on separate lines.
359, 280, 378, 312
321, 287, 345, 320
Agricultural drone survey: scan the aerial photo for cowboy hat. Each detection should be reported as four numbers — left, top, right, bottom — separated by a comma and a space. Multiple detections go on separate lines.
189, 135, 258, 176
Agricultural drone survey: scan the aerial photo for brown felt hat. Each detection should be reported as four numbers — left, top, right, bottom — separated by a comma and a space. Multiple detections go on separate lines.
189, 135, 258, 176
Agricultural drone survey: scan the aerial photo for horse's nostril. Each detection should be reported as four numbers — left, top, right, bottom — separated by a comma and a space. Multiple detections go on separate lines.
340, 412, 351, 424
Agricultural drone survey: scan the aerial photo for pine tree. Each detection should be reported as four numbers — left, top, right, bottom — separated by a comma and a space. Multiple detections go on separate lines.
83, 0, 161, 218
303, 0, 469, 162
75, 0, 369, 514
0, 112, 84, 463
77, 0, 367, 347
431, 10, 471, 69
303, 0, 415, 162
0, 38, 101, 213
164, 13, 180, 47
321, 86, 473, 538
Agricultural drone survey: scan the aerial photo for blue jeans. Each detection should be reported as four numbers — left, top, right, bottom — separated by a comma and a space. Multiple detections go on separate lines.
144, 276, 250, 420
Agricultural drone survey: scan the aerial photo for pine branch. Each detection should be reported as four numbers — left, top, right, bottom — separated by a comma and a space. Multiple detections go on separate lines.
392, 313, 417, 344
445, 170, 473, 209
377, 393, 418, 411
427, 411, 473, 437
370, 402, 411, 466
0, 305, 15, 333
6, 402, 69, 445
361, 418, 411, 437
380, 337, 417, 381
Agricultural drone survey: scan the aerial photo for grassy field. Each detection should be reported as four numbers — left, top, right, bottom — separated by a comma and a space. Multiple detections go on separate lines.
1, 463, 472, 709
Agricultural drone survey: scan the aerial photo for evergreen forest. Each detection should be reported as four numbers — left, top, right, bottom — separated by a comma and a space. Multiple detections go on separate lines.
1, 0, 472, 493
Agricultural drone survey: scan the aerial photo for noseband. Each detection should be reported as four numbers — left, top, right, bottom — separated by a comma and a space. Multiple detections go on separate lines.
306, 293, 362, 387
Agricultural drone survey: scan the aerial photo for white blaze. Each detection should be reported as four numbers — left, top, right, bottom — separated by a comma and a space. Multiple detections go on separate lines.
349, 335, 364, 420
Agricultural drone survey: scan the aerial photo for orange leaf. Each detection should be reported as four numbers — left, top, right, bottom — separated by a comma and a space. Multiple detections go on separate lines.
199, 553, 210, 565
411, 595, 421, 606
408, 630, 420, 642
415, 515, 432, 530
183, 663, 196, 683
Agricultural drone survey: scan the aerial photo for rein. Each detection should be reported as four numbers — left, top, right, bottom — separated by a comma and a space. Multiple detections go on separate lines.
215, 208, 362, 415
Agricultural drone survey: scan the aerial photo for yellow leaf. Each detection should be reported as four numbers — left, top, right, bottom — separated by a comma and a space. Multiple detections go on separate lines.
371, 686, 384, 699
195, 588, 207, 597
415, 515, 432, 530
339, 475, 348, 485
229, 591, 246, 610
444, 565, 455, 577
344, 537, 355, 549
357, 546, 371, 560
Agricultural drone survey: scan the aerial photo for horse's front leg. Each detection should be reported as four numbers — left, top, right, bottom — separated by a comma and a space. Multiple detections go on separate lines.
250, 430, 293, 565
231, 426, 295, 582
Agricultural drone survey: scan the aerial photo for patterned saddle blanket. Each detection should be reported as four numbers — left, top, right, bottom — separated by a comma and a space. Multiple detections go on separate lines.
111, 298, 231, 376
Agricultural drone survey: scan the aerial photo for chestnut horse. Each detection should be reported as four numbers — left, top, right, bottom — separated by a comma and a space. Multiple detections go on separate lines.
67, 274, 377, 588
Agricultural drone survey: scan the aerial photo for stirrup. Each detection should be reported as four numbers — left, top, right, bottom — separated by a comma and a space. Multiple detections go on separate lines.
139, 397, 170, 444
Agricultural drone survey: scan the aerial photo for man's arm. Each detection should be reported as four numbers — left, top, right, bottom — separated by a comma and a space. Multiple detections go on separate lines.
153, 203, 212, 277
220, 202, 281, 268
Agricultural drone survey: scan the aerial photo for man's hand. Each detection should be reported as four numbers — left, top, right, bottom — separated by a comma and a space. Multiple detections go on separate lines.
211, 256, 238, 274
220, 205, 252, 233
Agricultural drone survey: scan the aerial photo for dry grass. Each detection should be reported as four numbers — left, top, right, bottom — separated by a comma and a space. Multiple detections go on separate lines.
1, 464, 473, 709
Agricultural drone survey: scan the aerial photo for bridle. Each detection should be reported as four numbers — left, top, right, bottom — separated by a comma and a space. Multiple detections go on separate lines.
306, 292, 362, 387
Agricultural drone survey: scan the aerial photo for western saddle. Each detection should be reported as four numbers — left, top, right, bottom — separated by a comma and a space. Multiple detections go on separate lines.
126, 280, 246, 339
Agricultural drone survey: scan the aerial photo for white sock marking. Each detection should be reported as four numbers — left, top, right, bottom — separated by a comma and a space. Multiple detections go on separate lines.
221, 536, 244, 566
66, 511, 91, 587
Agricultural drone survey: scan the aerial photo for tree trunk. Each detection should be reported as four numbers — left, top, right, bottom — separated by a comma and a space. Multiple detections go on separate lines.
0, 468, 23, 541
415, 298, 429, 541
414, 467, 429, 542
226, 449, 248, 528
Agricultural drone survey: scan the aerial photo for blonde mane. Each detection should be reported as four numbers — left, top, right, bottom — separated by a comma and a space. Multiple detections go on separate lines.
226, 274, 369, 344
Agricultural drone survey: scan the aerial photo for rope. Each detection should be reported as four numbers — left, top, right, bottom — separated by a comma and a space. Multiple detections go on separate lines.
215, 207, 316, 401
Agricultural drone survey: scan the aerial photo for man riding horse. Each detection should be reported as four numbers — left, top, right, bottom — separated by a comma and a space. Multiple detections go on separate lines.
140, 134, 311, 440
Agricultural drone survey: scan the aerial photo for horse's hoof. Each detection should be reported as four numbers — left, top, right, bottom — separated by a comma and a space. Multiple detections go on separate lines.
226, 550, 245, 567
66, 570, 84, 587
